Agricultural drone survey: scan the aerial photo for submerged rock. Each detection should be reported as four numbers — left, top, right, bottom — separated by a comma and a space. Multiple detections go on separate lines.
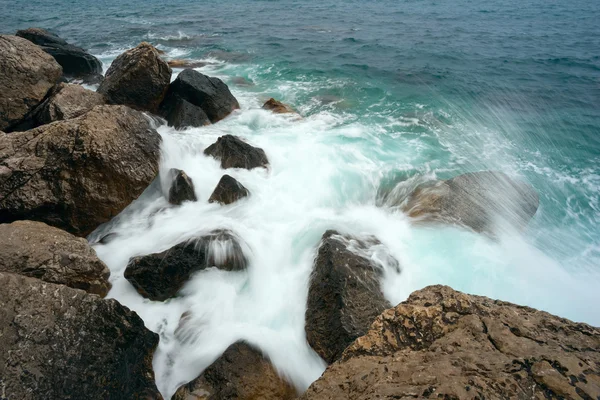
0, 220, 111, 296
0, 35, 62, 131
168, 168, 198, 205
167, 59, 210, 69
172, 342, 297, 400
208, 174, 249, 205
301, 285, 600, 400
0, 272, 162, 400
305, 230, 393, 364
262, 98, 296, 114
204, 135, 269, 170
0, 105, 161, 236
99, 42, 171, 113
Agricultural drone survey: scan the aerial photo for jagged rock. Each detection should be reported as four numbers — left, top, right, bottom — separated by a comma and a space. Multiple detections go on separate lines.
403, 171, 539, 235
0, 105, 161, 236
305, 230, 393, 364
172, 342, 297, 400
262, 98, 296, 114
0, 35, 62, 131
99, 42, 171, 113
208, 175, 249, 205
0, 272, 163, 400
168, 168, 197, 205
301, 285, 600, 400
125, 230, 247, 301
204, 135, 269, 170
16, 27, 102, 79
0, 220, 111, 296
159, 92, 210, 128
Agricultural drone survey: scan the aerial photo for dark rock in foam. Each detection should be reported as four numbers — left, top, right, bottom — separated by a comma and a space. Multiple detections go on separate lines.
204, 135, 269, 170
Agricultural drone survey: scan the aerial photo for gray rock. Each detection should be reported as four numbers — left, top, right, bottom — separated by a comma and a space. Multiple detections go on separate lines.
208, 174, 249, 205
160, 93, 210, 129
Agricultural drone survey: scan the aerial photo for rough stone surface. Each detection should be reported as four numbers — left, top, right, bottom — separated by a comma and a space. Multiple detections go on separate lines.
306, 230, 393, 364
0, 272, 163, 400
301, 285, 600, 400
0, 220, 111, 296
204, 135, 269, 170
172, 342, 297, 400
168, 168, 198, 205
0, 105, 161, 236
262, 98, 296, 114
98, 42, 172, 113
0, 35, 62, 131
160, 93, 210, 129
208, 174, 249, 205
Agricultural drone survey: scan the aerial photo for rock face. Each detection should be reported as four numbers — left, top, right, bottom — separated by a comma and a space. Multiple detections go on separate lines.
262, 98, 296, 114
0, 272, 163, 400
0, 35, 62, 131
160, 94, 210, 129
305, 231, 392, 364
403, 171, 539, 235
98, 42, 171, 113
0, 220, 111, 296
125, 231, 247, 301
208, 174, 249, 205
173, 342, 297, 400
16, 27, 102, 79
301, 285, 600, 400
168, 168, 198, 205
204, 135, 269, 170
0, 105, 161, 236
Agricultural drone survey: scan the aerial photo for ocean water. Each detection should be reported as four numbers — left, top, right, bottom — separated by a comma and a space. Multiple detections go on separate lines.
3, 0, 600, 397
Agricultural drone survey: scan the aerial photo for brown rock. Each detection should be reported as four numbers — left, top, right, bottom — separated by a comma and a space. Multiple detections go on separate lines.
262, 98, 296, 114
301, 285, 600, 400
168, 168, 198, 205
204, 135, 269, 170
167, 59, 210, 69
208, 174, 249, 205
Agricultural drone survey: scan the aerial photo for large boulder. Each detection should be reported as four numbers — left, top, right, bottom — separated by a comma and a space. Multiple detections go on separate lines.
0, 105, 161, 236
172, 342, 297, 400
16, 27, 102, 79
125, 230, 248, 301
301, 285, 600, 400
98, 42, 171, 113
0, 35, 62, 131
208, 174, 249, 205
0, 220, 111, 296
159, 94, 210, 129
204, 135, 269, 170
168, 168, 197, 205
0, 272, 163, 400
305, 231, 393, 364
403, 171, 539, 235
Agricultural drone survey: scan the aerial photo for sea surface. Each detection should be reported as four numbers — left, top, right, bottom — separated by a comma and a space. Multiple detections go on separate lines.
3, 0, 600, 396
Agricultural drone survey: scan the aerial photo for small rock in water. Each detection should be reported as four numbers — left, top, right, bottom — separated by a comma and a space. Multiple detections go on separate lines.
231, 76, 254, 87
167, 59, 210, 68
204, 135, 269, 170
208, 174, 249, 205
262, 98, 296, 114
168, 168, 198, 205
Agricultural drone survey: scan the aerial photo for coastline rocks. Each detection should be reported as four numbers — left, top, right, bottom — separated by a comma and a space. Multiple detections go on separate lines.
301, 285, 600, 400
403, 171, 539, 234
160, 94, 210, 129
98, 42, 172, 113
172, 342, 297, 400
0, 220, 111, 296
208, 174, 249, 205
168, 168, 197, 205
0, 35, 62, 131
262, 98, 296, 114
204, 135, 269, 170
0, 105, 161, 236
0, 272, 163, 400
305, 230, 392, 364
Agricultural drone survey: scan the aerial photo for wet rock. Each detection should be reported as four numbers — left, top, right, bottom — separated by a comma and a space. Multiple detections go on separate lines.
208, 174, 249, 205
402, 171, 539, 235
0, 35, 62, 131
231, 76, 254, 87
305, 230, 392, 364
262, 98, 296, 114
301, 285, 600, 400
16, 27, 102, 79
99, 42, 172, 113
159, 91, 210, 129
204, 135, 269, 170
167, 59, 210, 69
0, 272, 162, 400
125, 230, 247, 301
0, 105, 161, 236
168, 168, 198, 205
172, 342, 297, 400
0, 220, 111, 296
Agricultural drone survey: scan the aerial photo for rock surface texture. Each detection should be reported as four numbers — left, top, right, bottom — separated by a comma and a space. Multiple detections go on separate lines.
208, 174, 250, 205
168, 168, 198, 205
204, 135, 269, 170
301, 285, 600, 400
0, 272, 163, 400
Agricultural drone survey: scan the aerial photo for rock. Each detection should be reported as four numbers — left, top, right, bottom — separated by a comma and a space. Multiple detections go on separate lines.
159, 91, 210, 129
305, 231, 393, 364
262, 98, 296, 114
403, 171, 539, 235
0, 105, 161, 236
230, 77, 254, 87
0, 272, 163, 400
125, 230, 247, 301
16, 28, 102, 79
98, 42, 171, 113
208, 174, 249, 205
168, 168, 198, 205
204, 135, 269, 170
0, 220, 111, 296
167, 59, 210, 69
301, 285, 600, 400
0, 35, 62, 131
